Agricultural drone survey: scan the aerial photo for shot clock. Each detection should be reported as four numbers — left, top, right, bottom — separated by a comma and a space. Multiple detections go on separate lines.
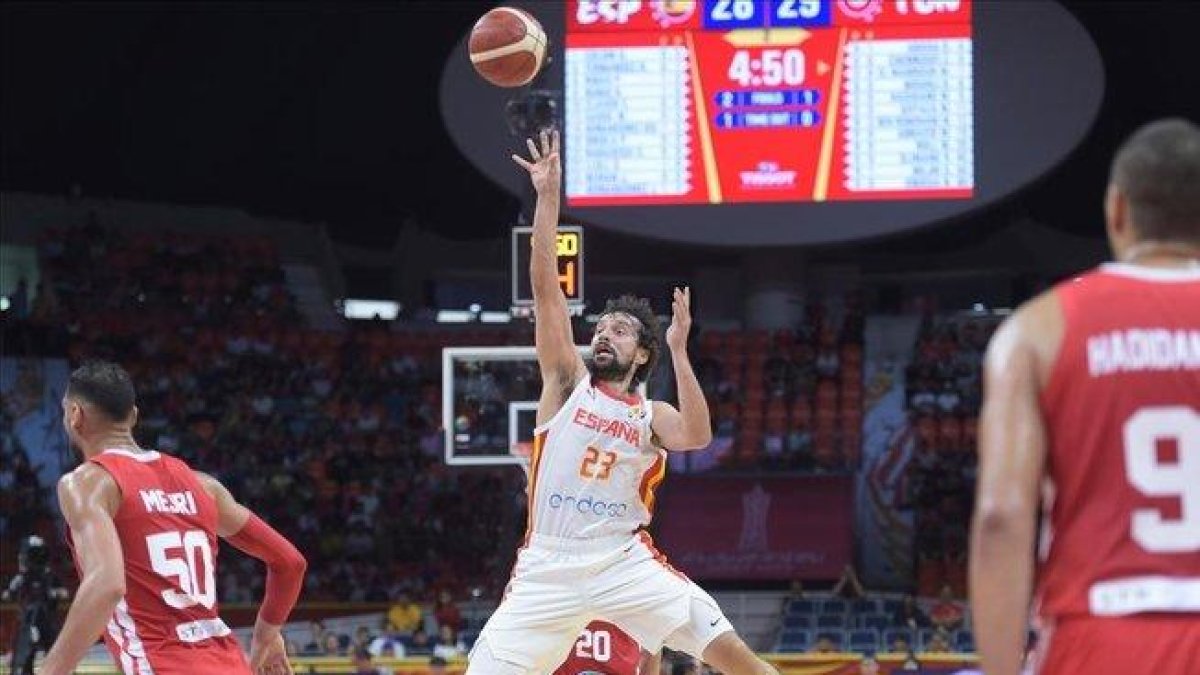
565, 0, 974, 206
511, 225, 586, 317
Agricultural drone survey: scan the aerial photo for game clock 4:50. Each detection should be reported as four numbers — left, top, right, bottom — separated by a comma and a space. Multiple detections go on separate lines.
727, 48, 806, 87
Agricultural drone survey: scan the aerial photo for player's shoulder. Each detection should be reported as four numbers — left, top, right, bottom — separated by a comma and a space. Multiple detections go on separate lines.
984, 287, 1064, 385
58, 460, 117, 493
56, 460, 122, 513
192, 469, 230, 501
991, 287, 1062, 350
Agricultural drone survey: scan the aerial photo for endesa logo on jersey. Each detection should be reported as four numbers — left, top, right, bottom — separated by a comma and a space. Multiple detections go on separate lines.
569, 0, 702, 33
548, 491, 630, 518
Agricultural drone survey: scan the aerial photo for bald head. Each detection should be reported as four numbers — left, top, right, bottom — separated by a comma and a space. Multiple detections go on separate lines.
1108, 118, 1200, 246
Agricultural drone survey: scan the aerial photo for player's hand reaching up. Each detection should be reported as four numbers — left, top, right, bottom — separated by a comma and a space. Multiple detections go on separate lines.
249, 622, 293, 675
512, 128, 561, 196
665, 286, 692, 353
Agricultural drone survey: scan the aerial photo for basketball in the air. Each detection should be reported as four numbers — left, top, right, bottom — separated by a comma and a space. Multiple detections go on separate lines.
469, 7, 548, 88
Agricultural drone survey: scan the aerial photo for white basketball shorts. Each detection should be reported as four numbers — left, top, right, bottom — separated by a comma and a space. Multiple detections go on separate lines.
466, 531, 734, 674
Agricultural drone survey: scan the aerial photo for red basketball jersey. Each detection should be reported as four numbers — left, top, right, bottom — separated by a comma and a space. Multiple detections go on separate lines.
554, 621, 642, 675
1036, 263, 1200, 620
70, 449, 251, 675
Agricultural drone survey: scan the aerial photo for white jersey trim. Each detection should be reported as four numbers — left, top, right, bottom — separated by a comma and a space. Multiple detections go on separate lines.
532, 377, 654, 436
109, 598, 155, 674
1088, 575, 1200, 615
101, 448, 162, 462
1099, 262, 1200, 282
176, 618, 233, 643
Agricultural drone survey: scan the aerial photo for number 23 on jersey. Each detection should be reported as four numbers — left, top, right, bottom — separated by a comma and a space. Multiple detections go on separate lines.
580, 447, 618, 481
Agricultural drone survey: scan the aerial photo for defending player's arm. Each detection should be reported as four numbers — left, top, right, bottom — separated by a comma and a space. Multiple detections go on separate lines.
969, 296, 1056, 675
41, 466, 125, 675
652, 287, 713, 451
512, 129, 586, 411
200, 472, 306, 675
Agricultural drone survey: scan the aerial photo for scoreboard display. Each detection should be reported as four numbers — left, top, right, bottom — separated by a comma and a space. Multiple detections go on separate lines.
565, 0, 974, 206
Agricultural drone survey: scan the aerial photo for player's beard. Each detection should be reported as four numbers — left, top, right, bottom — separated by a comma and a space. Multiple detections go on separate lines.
588, 349, 633, 383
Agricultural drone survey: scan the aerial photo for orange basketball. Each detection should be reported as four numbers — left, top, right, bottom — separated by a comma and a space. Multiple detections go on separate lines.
468, 7, 548, 88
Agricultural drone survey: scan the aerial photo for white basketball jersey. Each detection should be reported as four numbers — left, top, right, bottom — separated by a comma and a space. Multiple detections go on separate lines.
527, 376, 667, 541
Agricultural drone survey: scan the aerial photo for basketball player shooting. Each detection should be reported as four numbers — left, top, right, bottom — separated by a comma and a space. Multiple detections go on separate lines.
970, 118, 1200, 675
40, 361, 307, 675
464, 129, 777, 674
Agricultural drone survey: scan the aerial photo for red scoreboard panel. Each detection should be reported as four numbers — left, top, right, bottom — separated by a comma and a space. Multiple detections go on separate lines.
564, 0, 973, 206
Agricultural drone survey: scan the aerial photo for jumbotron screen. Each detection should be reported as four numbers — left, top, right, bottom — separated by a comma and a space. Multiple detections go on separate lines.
564, 0, 974, 206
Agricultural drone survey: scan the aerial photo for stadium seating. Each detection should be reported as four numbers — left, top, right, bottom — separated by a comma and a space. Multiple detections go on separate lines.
851, 598, 880, 615
883, 629, 914, 650
1, 221, 991, 659
848, 629, 880, 653
859, 614, 890, 631
782, 615, 813, 630
776, 629, 812, 652
787, 598, 817, 615
820, 598, 849, 615
816, 614, 846, 630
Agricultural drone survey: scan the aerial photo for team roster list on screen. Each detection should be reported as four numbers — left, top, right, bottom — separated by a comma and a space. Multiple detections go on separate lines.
565, 0, 974, 206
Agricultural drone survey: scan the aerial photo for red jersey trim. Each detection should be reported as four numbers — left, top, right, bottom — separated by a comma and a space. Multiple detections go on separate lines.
592, 378, 642, 406
638, 451, 667, 514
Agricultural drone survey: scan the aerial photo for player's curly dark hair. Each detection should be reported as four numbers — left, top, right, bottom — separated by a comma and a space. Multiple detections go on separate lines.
600, 294, 660, 390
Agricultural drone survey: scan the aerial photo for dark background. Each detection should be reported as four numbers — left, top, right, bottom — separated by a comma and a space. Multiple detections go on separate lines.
3, 1, 1198, 255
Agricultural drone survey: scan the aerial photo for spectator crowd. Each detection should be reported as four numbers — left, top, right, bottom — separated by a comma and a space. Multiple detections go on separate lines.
1, 218, 997, 661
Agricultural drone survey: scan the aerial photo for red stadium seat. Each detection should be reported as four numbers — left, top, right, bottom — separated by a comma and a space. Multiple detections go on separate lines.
939, 416, 963, 449
842, 430, 863, 466
918, 559, 946, 598
717, 401, 740, 420
916, 415, 937, 446
791, 399, 813, 427
817, 380, 839, 406
740, 409, 764, 431
962, 417, 979, 449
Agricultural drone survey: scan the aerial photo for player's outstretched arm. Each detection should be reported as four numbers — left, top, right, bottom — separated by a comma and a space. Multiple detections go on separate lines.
513, 129, 586, 403
969, 298, 1055, 675
200, 473, 306, 675
41, 465, 125, 675
652, 287, 713, 451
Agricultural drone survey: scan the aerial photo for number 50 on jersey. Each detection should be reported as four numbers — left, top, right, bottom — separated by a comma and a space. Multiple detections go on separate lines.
511, 225, 586, 314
